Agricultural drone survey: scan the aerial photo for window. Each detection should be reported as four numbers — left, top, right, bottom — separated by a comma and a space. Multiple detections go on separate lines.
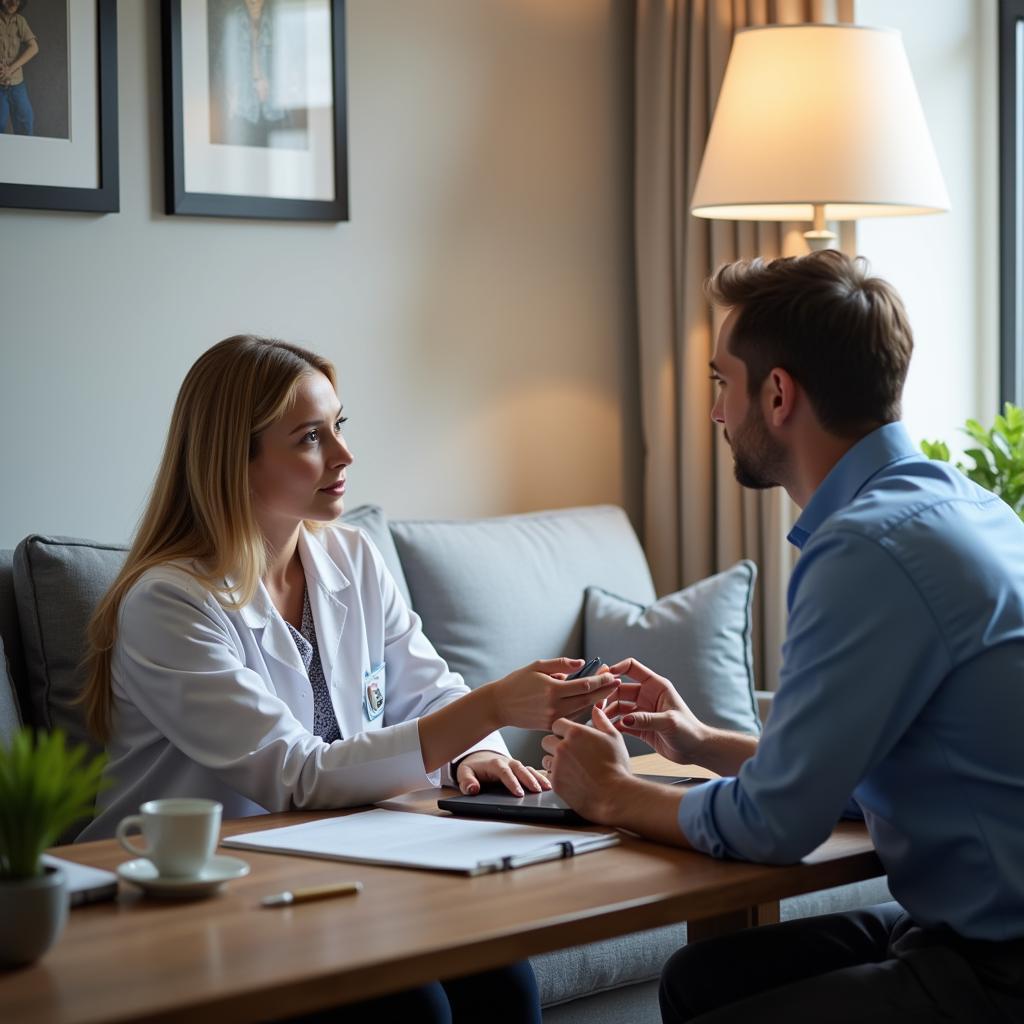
1000, 0, 1024, 404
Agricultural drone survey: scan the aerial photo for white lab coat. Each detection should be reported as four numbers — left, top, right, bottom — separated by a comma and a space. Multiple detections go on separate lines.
79, 524, 508, 841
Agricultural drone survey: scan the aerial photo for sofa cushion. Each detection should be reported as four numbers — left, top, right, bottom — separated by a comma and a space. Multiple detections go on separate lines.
533, 921, 686, 1008
0, 548, 29, 725
583, 561, 760, 739
0, 635, 22, 746
780, 874, 893, 923
390, 506, 656, 764
338, 505, 412, 607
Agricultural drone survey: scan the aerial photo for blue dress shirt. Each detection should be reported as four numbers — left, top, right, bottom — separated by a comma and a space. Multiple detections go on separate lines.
678, 422, 1024, 940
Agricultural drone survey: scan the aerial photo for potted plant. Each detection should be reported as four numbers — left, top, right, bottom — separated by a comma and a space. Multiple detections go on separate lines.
0, 728, 107, 968
922, 403, 1024, 521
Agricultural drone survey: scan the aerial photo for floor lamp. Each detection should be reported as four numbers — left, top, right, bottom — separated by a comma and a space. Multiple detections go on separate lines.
690, 24, 949, 250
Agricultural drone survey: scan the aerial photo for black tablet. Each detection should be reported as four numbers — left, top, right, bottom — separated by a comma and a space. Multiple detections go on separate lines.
437, 774, 701, 825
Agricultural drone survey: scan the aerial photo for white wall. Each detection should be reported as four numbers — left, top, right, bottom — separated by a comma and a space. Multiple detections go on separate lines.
0, 0, 641, 549
855, 0, 999, 452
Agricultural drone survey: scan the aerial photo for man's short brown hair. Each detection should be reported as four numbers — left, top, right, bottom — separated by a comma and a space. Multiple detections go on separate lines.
706, 250, 913, 438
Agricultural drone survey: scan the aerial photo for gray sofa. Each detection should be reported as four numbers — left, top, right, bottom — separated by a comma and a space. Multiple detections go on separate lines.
0, 504, 889, 1023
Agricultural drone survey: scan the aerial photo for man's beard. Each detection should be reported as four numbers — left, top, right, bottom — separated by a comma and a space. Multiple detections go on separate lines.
725, 404, 787, 490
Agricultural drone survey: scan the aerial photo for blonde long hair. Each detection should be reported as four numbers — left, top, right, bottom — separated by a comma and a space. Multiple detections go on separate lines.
82, 335, 336, 743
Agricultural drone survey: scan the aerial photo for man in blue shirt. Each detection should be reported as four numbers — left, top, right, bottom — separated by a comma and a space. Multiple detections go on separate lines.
542, 250, 1024, 1022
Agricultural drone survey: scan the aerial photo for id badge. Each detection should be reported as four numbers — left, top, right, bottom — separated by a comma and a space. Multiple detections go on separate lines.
363, 663, 386, 722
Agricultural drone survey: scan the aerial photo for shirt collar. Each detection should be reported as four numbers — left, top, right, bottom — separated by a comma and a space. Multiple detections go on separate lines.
787, 421, 919, 550
233, 525, 351, 629
296, 524, 351, 600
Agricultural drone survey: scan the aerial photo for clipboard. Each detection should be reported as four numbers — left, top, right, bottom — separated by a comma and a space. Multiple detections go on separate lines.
223, 807, 619, 876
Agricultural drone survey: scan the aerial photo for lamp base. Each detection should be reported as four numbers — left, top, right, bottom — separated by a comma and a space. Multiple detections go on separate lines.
803, 229, 838, 251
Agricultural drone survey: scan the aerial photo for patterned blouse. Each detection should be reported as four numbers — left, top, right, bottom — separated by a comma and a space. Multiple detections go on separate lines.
285, 587, 342, 743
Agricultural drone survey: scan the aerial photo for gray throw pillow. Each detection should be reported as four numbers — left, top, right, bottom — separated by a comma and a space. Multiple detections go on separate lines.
14, 536, 129, 761
584, 560, 760, 744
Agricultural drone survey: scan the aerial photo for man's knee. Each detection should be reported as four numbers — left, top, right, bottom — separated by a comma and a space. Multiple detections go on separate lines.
659, 940, 735, 1024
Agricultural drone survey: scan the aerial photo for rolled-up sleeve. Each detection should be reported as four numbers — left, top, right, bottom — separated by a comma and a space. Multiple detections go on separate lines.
678, 530, 951, 863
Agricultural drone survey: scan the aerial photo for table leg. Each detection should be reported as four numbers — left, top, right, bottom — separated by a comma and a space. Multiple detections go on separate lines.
686, 900, 781, 943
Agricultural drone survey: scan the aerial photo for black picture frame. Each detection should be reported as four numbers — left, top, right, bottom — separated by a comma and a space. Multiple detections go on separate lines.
999, 0, 1024, 407
162, 0, 349, 221
0, 0, 119, 214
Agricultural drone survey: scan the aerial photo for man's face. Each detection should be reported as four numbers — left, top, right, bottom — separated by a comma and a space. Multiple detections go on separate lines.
1, 0, 21, 16
710, 308, 787, 491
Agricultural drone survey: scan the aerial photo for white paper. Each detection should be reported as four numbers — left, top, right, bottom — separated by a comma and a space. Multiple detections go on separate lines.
41, 854, 118, 905
223, 808, 619, 875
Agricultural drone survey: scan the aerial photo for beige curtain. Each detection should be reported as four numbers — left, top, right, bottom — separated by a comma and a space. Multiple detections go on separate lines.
634, 0, 855, 690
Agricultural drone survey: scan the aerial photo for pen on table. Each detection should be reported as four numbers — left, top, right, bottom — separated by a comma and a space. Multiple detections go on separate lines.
261, 881, 363, 907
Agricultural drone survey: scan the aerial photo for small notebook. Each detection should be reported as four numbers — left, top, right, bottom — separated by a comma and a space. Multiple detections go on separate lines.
223, 807, 619, 876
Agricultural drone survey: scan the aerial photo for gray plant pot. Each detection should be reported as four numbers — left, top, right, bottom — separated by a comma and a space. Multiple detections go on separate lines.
0, 865, 68, 968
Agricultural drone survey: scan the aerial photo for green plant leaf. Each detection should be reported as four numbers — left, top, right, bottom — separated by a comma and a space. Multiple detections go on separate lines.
960, 448, 996, 487
926, 404, 1024, 520
963, 419, 990, 445
921, 440, 950, 461
0, 728, 108, 879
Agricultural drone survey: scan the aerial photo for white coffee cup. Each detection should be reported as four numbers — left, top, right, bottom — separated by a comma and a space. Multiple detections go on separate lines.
116, 799, 222, 878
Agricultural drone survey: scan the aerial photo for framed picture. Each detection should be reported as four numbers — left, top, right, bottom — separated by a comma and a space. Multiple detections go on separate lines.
0, 0, 119, 213
162, 0, 349, 221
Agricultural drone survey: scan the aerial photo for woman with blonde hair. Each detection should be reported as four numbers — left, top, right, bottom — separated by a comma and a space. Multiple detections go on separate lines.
78, 335, 615, 1022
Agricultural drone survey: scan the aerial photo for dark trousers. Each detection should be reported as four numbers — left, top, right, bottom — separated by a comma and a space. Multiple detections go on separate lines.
660, 902, 1024, 1023
283, 960, 541, 1024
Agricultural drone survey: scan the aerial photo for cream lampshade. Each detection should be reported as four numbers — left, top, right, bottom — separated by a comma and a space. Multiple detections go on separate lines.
690, 24, 950, 249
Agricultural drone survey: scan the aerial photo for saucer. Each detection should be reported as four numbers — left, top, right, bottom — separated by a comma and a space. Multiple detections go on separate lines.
117, 854, 250, 899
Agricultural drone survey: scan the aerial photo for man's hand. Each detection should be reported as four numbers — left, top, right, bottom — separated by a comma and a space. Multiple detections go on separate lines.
607, 657, 760, 777
490, 658, 618, 732
540, 705, 633, 824
603, 657, 710, 765
454, 750, 550, 797
543, 704, 696, 848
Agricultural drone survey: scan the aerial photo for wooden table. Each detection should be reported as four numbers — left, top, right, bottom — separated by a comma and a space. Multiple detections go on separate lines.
1, 755, 883, 1023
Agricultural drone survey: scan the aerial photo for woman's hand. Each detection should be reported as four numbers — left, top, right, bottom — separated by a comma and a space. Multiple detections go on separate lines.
454, 751, 551, 797
490, 658, 618, 732
603, 657, 710, 765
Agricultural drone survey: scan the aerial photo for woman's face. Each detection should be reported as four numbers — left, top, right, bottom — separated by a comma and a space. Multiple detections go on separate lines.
248, 371, 353, 528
